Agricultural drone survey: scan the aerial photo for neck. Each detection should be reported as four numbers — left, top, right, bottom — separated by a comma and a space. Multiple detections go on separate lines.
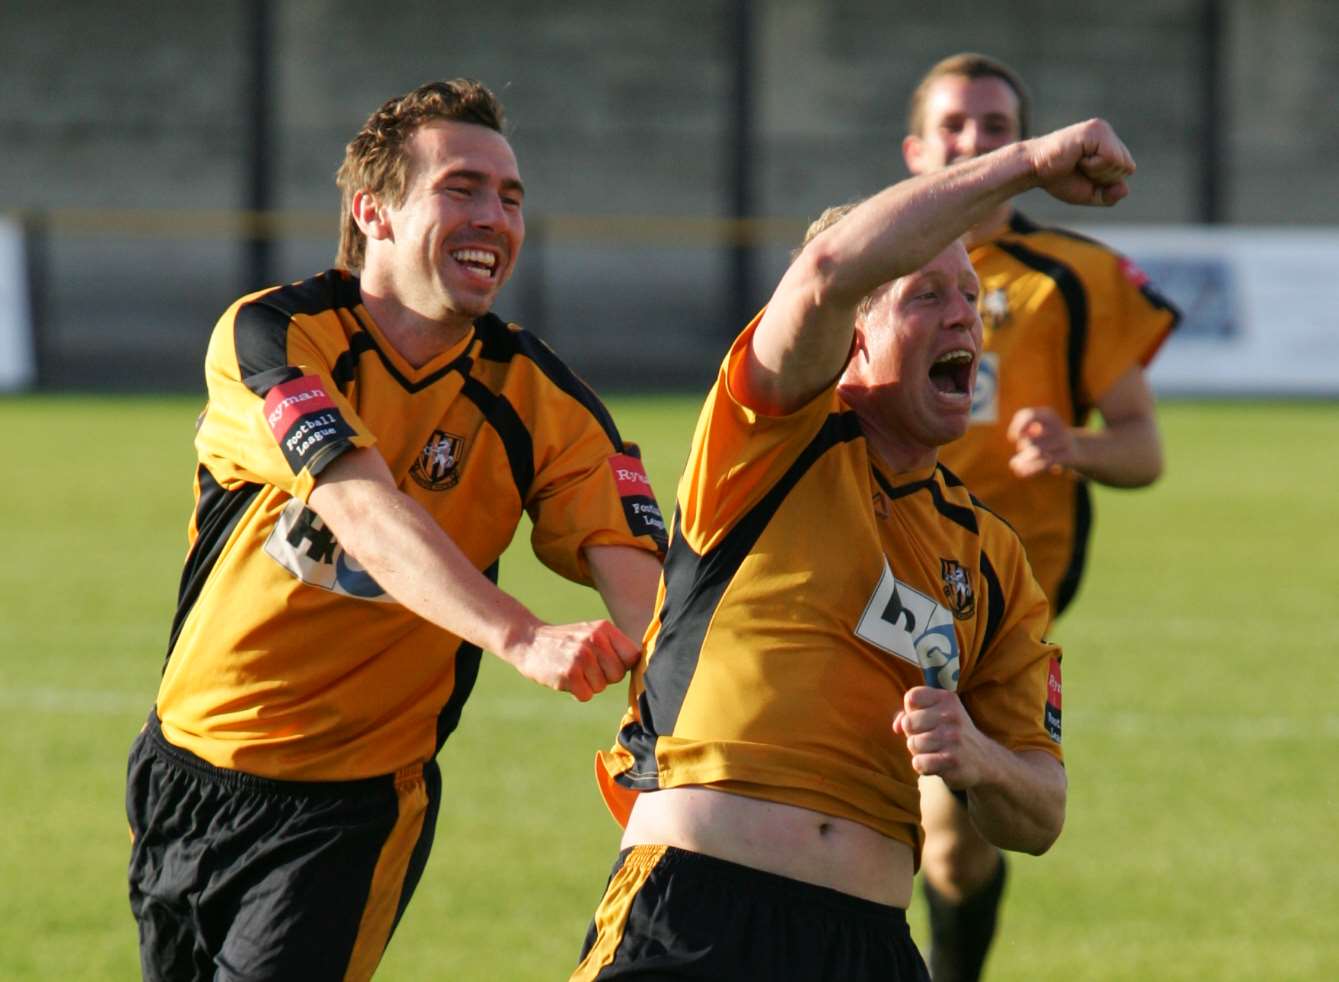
963, 203, 1014, 250
358, 281, 474, 369
852, 405, 938, 475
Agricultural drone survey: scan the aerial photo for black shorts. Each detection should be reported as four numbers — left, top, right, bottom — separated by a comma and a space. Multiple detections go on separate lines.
125, 713, 440, 982
572, 845, 930, 982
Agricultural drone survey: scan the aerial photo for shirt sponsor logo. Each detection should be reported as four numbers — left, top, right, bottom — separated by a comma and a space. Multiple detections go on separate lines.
854, 559, 961, 691
410, 430, 466, 491
970, 351, 999, 424
939, 558, 976, 620
1045, 656, 1063, 743
263, 498, 393, 602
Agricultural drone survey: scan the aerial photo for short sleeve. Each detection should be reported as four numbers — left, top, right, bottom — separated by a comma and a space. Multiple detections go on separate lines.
1081, 253, 1180, 406
194, 295, 376, 502
516, 332, 668, 584
676, 314, 838, 554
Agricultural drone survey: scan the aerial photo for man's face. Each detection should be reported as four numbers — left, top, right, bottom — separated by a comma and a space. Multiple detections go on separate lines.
839, 243, 983, 451
371, 120, 525, 323
904, 74, 1022, 174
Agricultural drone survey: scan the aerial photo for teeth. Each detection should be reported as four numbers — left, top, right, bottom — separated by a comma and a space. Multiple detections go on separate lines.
934, 349, 973, 365
451, 249, 497, 268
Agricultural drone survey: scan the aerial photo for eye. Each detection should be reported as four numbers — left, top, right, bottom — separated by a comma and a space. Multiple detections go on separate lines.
501, 194, 523, 209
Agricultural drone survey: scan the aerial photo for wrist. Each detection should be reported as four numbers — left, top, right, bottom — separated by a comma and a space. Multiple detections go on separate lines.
489, 602, 544, 663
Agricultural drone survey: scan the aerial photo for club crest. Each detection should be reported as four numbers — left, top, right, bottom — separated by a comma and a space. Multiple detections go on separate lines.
410, 430, 466, 491
939, 558, 976, 620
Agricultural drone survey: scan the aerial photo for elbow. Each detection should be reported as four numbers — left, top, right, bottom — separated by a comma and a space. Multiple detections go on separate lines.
1021, 804, 1066, 856
796, 245, 862, 312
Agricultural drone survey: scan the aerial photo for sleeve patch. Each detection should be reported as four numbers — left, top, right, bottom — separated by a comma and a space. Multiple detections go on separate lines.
609, 453, 667, 549
1118, 256, 1150, 288
263, 374, 355, 474
1044, 656, 1063, 743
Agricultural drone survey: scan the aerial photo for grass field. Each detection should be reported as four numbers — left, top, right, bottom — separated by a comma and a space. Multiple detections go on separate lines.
1, 393, 1336, 980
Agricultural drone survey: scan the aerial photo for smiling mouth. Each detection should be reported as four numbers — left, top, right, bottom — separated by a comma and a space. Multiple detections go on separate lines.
451, 248, 499, 280
929, 349, 974, 396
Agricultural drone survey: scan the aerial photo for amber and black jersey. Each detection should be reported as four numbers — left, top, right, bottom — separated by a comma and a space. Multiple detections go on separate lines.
595, 317, 1062, 855
939, 212, 1180, 617
156, 269, 666, 782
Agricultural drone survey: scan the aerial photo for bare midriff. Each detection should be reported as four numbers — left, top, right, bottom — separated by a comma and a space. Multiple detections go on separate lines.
621, 786, 915, 908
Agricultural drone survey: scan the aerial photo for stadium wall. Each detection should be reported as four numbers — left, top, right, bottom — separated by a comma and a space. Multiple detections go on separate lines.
2, 0, 1337, 392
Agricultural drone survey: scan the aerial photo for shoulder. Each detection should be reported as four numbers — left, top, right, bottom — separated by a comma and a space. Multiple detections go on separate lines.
473, 313, 626, 449
998, 214, 1147, 289
234, 269, 362, 327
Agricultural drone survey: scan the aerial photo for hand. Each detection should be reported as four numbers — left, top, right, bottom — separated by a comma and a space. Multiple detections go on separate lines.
509, 620, 642, 702
1025, 118, 1135, 207
1006, 406, 1078, 478
892, 686, 987, 789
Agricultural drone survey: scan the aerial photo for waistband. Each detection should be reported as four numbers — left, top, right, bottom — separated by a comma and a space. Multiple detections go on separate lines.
618, 844, 910, 923
141, 710, 422, 799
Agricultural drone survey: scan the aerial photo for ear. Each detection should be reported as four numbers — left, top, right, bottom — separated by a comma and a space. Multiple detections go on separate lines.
901, 134, 924, 175
352, 190, 392, 242
850, 325, 868, 362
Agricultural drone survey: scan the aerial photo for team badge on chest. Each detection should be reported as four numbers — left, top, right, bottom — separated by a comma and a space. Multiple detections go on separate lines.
410, 430, 466, 491
939, 558, 976, 619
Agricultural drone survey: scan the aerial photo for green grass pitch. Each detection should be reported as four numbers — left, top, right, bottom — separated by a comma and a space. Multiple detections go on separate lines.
1, 393, 1336, 980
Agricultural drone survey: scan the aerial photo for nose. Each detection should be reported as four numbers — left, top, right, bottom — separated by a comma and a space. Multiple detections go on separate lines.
946, 289, 978, 331
471, 191, 507, 230
957, 121, 983, 159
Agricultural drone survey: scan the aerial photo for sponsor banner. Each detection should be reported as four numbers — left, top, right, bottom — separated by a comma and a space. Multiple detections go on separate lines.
1074, 225, 1339, 396
0, 217, 35, 391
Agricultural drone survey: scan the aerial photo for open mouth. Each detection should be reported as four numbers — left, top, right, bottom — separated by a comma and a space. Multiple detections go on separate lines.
450, 248, 499, 280
929, 349, 974, 396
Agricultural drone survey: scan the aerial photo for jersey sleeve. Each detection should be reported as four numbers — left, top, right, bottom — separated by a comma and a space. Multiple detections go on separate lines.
520, 343, 668, 585
961, 518, 1065, 761
194, 293, 377, 502
1081, 251, 1180, 405
676, 313, 838, 554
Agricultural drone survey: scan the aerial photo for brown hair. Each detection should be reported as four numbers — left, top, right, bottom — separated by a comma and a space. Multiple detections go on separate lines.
334, 79, 506, 272
906, 53, 1031, 140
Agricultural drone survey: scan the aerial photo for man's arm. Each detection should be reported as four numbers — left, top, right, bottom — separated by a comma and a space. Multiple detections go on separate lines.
307, 446, 640, 701
1006, 364, 1163, 487
894, 687, 1066, 854
584, 544, 662, 645
743, 119, 1137, 416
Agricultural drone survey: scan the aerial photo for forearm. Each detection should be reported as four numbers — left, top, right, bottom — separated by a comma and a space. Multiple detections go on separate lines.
810, 142, 1037, 305
585, 544, 662, 643
309, 457, 541, 661
1071, 413, 1163, 487
965, 749, 1067, 855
